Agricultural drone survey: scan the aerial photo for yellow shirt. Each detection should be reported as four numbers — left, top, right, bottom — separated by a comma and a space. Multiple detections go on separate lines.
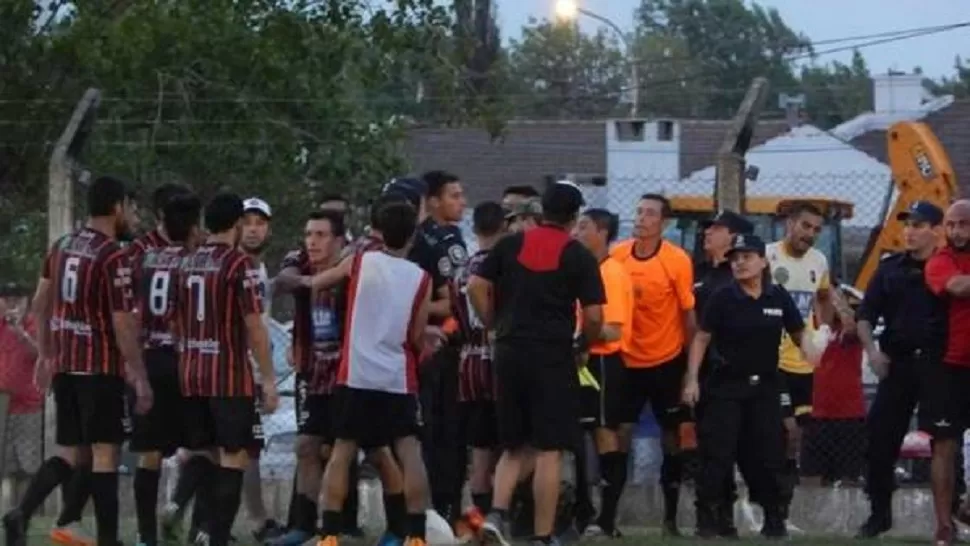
610, 240, 695, 367
766, 241, 831, 374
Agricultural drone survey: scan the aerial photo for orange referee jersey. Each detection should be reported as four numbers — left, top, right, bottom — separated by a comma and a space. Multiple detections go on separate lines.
610, 239, 695, 367
589, 257, 633, 355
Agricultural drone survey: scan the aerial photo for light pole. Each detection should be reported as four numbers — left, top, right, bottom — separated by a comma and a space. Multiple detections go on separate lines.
555, 0, 639, 117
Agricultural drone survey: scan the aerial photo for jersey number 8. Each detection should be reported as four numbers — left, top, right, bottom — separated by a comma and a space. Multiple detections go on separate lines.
148, 271, 171, 316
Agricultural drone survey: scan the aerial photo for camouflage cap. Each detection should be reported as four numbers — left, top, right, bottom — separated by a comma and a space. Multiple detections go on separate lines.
504, 197, 543, 220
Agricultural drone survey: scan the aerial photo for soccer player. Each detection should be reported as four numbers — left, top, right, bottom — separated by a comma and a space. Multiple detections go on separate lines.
318, 201, 433, 546
572, 208, 634, 538
456, 202, 506, 520
2, 175, 152, 546
271, 210, 347, 546
609, 194, 696, 536
238, 197, 285, 542
130, 193, 204, 546
469, 182, 606, 546
174, 193, 279, 546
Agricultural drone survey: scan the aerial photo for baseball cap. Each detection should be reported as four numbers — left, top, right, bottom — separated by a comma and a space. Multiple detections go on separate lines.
896, 200, 944, 225
243, 197, 272, 219
382, 177, 427, 210
700, 210, 754, 235
726, 233, 766, 257
541, 181, 585, 219
504, 197, 543, 220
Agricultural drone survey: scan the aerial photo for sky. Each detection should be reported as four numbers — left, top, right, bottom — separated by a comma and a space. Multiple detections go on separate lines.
496, 0, 970, 79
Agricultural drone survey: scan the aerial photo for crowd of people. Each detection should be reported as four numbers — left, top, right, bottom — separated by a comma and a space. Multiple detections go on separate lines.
1, 170, 970, 546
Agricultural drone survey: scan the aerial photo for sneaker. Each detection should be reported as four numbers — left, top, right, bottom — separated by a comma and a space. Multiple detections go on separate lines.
191, 530, 210, 546
528, 537, 562, 546
480, 512, 511, 546
661, 519, 681, 537
855, 513, 892, 539
254, 520, 285, 543
161, 503, 183, 542
403, 538, 426, 546
3, 510, 27, 546
374, 532, 403, 546
50, 522, 96, 546
270, 530, 313, 546
317, 536, 340, 546
582, 524, 622, 539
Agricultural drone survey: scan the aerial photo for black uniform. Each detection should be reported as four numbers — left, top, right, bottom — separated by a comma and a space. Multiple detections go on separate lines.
694, 236, 804, 537
410, 216, 469, 521
857, 252, 947, 520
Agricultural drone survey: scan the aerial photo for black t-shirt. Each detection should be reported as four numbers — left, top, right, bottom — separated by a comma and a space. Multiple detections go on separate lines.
477, 225, 605, 345
408, 218, 467, 291
694, 259, 733, 315
701, 282, 804, 377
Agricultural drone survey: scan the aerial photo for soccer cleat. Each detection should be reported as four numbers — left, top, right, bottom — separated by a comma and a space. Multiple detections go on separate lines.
582, 524, 623, 539
190, 530, 210, 546
317, 535, 340, 546
50, 522, 96, 546
403, 538, 426, 546
373, 532, 403, 546
480, 512, 510, 546
269, 530, 313, 546
661, 519, 681, 537
253, 520, 285, 543
160, 503, 183, 542
3, 510, 27, 546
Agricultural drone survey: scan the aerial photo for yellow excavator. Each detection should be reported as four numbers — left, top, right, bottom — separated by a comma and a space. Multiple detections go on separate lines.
662, 121, 958, 296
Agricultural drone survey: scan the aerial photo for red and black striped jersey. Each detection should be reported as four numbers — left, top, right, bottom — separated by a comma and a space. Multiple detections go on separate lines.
126, 229, 169, 267
174, 243, 263, 397
340, 234, 384, 260
457, 249, 495, 401
43, 228, 134, 375
133, 245, 186, 350
282, 248, 341, 395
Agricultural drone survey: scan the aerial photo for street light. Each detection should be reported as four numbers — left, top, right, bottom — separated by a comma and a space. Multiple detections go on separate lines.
554, 0, 639, 117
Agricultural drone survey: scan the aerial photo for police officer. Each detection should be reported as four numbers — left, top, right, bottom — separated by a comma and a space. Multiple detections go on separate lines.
855, 201, 948, 538
682, 233, 822, 539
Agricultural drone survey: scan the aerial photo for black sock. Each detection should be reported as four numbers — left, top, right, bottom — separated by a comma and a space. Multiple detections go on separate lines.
90, 471, 120, 546
134, 468, 161, 544
292, 494, 318, 534
598, 451, 627, 531
531, 534, 553, 544
321, 510, 342, 537
342, 459, 360, 531
660, 452, 682, 523
383, 493, 407, 538
573, 443, 593, 518
189, 463, 216, 536
173, 456, 215, 510
209, 467, 244, 546
56, 463, 91, 526
471, 492, 492, 514
407, 512, 426, 540
285, 472, 299, 531
19, 457, 73, 521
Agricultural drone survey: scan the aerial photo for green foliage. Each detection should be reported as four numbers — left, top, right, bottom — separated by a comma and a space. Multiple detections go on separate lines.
798, 51, 873, 129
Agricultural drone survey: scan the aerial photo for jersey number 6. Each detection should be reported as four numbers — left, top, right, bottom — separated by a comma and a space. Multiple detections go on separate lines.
61, 256, 81, 303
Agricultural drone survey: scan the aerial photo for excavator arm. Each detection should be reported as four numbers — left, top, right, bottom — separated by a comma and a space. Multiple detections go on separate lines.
853, 121, 957, 292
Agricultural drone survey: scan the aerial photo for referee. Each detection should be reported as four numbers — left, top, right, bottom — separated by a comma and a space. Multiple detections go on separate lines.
683, 233, 822, 539
467, 181, 606, 546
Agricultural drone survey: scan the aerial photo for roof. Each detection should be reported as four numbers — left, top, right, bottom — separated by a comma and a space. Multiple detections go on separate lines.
848, 99, 970, 196
402, 118, 793, 206
831, 96, 955, 142
676, 125, 892, 227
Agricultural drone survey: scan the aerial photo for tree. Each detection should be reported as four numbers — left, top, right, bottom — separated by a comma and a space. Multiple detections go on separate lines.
0, 0, 465, 286
927, 56, 970, 99
635, 0, 811, 117
798, 50, 873, 129
506, 19, 627, 119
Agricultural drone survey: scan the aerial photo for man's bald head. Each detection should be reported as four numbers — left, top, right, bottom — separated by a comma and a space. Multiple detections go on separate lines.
944, 199, 970, 250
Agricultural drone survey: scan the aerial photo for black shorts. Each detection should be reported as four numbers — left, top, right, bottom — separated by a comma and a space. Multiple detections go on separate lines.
586, 352, 626, 429
623, 354, 688, 429
331, 387, 422, 449
459, 400, 498, 449
53, 373, 128, 446
182, 396, 261, 453
493, 340, 579, 451
780, 370, 813, 423
800, 418, 866, 480
296, 376, 334, 443
919, 364, 970, 440
130, 349, 182, 455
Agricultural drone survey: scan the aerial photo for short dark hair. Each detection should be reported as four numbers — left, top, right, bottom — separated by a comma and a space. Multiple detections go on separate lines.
503, 185, 539, 198
541, 183, 585, 225
319, 193, 347, 205
162, 194, 202, 243
204, 193, 244, 234
152, 183, 192, 217
583, 208, 619, 242
639, 193, 672, 217
379, 202, 418, 250
88, 175, 129, 217
473, 201, 505, 237
423, 170, 461, 198
307, 209, 346, 238
788, 201, 824, 220
370, 192, 410, 229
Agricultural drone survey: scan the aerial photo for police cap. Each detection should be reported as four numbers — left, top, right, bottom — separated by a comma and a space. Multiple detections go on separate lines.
382, 177, 428, 210
726, 233, 766, 257
700, 210, 754, 235
896, 200, 944, 226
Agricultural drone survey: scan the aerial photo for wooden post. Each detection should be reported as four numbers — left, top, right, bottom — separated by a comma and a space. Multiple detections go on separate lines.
42, 89, 101, 513
714, 77, 769, 214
